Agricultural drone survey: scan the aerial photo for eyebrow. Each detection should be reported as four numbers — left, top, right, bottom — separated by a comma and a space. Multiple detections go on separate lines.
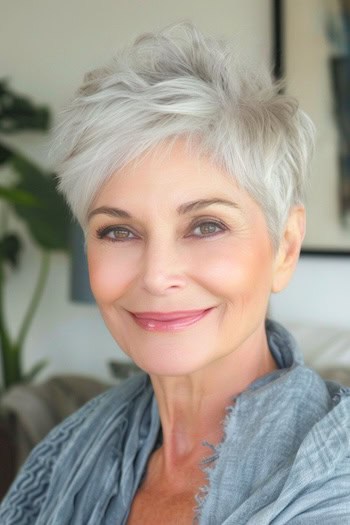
87, 198, 240, 221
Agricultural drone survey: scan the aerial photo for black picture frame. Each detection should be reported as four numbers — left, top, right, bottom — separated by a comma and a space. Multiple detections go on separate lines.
272, 0, 350, 257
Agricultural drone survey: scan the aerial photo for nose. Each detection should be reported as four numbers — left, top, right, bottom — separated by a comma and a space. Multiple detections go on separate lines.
140, 238, 188, 295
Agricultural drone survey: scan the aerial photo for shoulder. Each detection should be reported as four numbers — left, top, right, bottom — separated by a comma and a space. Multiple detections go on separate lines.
0, 373, 149, 524
32, 371, 149, 454
290, 365, 350, 468
274, 386, 350, 523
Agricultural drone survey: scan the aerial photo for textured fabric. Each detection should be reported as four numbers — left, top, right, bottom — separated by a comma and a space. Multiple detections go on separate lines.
0, 320, 349, 524
1, 375, 109, 468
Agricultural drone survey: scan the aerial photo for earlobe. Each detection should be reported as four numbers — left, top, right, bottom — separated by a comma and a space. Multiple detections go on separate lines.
271, 206, 306, 293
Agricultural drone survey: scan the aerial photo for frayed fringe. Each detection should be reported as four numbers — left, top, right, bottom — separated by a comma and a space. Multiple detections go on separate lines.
193, 398, 237, 522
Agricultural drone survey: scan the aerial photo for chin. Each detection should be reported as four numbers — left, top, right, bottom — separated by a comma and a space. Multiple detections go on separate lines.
129, 355, 203, 378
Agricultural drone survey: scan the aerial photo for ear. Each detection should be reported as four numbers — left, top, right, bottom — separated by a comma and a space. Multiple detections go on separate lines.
271, 206, 306, 293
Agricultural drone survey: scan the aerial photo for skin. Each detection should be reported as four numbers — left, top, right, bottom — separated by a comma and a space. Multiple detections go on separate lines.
86, 139, 305, 520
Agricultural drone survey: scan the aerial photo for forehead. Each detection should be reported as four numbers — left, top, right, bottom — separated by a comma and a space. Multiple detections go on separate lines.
95, 139, 240, 203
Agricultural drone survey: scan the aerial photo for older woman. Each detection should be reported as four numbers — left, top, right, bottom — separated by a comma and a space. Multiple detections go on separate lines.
1, 22, 349, 525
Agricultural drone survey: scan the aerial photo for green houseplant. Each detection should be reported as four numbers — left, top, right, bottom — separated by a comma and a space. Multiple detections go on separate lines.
0, 80, 70, 393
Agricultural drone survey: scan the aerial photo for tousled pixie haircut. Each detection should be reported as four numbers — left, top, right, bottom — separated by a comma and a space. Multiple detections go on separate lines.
54, 22, 315, 248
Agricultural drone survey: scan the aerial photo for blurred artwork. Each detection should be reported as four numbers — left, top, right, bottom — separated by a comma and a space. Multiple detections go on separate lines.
326, 0, 350, 229
278, 0, 350, 251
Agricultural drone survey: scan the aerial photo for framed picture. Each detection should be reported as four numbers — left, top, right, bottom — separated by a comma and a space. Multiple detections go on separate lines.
273, 0, 350, 255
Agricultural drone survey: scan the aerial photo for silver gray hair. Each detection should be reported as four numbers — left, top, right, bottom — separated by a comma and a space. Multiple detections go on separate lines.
53, 21, 315, 247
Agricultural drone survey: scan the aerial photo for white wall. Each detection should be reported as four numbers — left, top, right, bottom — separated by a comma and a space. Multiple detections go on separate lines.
269, 255, 350, 328
1, 0, 349, 385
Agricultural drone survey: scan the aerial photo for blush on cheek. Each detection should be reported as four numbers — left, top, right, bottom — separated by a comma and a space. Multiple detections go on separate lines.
199, 253, 248, 292
200, 242, 273, 304
87, 251, 127, 303
87, 241, 143, 296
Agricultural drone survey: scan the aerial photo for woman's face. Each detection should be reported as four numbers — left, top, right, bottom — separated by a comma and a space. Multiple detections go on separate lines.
87, 140, 279, 376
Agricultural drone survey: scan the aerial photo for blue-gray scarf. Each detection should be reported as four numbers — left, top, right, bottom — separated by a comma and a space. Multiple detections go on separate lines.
1, 320, 350, 524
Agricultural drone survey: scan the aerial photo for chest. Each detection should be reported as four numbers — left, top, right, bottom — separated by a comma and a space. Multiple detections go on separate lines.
125, 452, 207, 525
126, 486, 197, 525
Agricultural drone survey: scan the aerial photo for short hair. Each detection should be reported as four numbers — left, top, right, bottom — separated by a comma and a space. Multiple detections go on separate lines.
53, 21, 315, 248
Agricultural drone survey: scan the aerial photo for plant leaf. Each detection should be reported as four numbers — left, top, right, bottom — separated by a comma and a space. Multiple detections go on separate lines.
0, 143, 13, 165
10, 155, 70, 251
0, 233, 22, 268
0, 80, 50, 133
0, 186, 38, 206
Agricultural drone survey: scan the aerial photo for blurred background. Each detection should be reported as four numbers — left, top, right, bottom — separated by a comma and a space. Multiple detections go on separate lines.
0, 0, 275, 385
0, 0, 349, 496
1, 0, 348, 384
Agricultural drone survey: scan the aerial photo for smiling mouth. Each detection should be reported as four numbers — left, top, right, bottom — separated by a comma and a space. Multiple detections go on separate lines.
129, 308, 214, 332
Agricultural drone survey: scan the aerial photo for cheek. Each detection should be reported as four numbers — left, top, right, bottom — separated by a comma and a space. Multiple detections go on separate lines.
87, 244, 138, 303
195, 239, 274, 300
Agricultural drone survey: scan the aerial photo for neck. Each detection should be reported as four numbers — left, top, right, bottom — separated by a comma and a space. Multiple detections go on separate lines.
149, 324, 277, 475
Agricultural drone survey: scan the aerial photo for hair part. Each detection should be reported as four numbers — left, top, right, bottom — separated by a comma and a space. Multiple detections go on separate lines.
53, 21, 315, 248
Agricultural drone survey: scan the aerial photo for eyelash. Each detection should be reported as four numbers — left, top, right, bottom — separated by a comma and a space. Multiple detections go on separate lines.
96, 219, 228, 243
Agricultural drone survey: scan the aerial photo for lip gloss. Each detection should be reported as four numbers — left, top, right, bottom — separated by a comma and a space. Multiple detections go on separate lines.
130, 308, 213, 332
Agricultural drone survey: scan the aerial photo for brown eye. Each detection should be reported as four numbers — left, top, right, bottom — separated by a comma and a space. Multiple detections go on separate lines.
192, 221, 226, 237
109, 228, 131, 239
96, 225, 137, 242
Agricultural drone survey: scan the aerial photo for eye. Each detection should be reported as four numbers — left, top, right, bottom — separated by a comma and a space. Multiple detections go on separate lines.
96, 225, 137, 242
96, 220, 227, 242
191, 220, 227, 237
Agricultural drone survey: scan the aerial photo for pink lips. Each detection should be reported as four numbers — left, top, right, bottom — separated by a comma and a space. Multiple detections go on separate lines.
129, 308, 213, 332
